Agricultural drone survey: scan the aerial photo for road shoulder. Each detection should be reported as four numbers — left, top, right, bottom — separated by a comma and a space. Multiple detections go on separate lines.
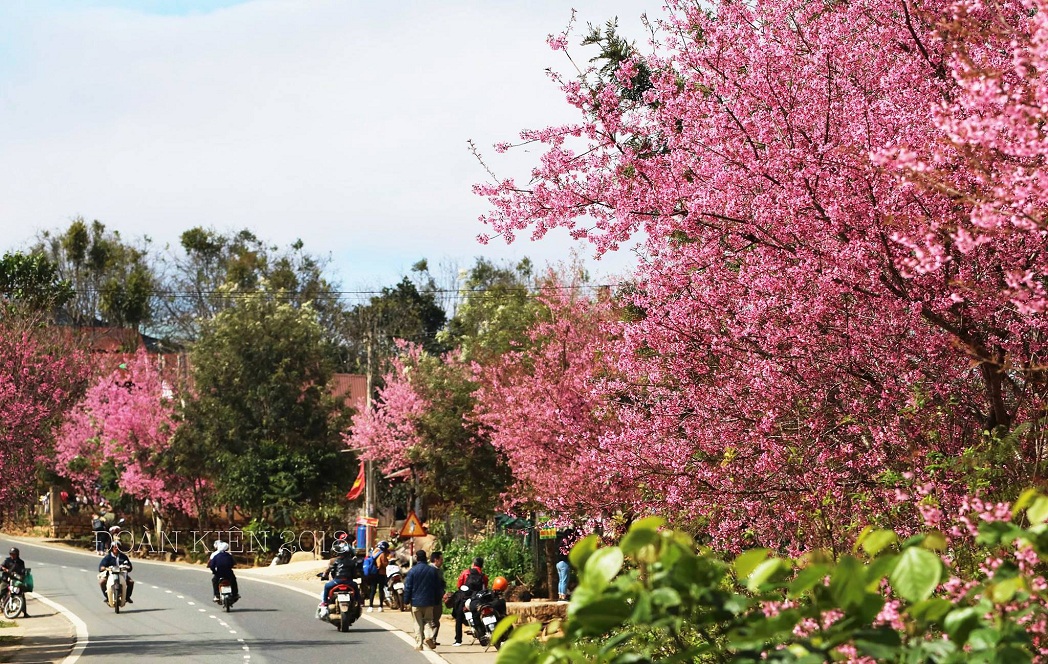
0, 595, 75, 663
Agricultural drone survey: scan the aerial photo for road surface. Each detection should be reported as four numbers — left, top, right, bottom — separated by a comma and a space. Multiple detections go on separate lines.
13, 539, 428, 663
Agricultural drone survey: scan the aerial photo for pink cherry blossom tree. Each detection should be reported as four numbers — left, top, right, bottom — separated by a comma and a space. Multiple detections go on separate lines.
0, 324, 89, 515
471, 271, 635, 519
55, 350, 197, 516
475, 0, 1048, 550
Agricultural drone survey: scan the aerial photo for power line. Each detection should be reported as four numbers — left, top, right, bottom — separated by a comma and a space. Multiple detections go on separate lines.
63, 282, 625, 305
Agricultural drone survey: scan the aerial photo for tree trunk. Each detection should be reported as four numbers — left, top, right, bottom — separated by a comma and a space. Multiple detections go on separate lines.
544, 538, 558, 600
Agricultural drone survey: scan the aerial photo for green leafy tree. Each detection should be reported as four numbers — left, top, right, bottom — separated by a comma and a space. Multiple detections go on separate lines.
341, 264, 448, 377
0, 252, 73, 321
174, 285, 352, 527
32, 217, 156, 330
154, 228, 346, 343
440, 258, 539, 362
406, 351, 513, 519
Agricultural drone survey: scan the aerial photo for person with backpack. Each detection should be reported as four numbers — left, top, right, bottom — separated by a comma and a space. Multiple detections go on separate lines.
364, 540, 390, 612
452, 556, 488, 646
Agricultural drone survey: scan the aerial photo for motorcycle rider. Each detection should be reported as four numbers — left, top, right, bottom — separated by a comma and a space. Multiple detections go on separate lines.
453, 556, 488, 646
98, 541, 134, 603
1, 548, 29, 617
207, 540, 239, 603
319, 538, 360, 608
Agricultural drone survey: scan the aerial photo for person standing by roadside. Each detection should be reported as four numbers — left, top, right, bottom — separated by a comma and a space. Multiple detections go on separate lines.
365, 540, 390, 612
556, 553, 571, 600
402, 550, 445, 651
429, 551, 444, 645
91, 513, 107, 554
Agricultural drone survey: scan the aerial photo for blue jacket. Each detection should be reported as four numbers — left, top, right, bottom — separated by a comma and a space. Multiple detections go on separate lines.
208, 551, 236, 579
99, 550, 132, 572
403, 561, 445, 608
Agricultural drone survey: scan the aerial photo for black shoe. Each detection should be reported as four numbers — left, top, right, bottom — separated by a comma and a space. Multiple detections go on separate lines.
21, 614, 29, 618
126, 598, 133, 603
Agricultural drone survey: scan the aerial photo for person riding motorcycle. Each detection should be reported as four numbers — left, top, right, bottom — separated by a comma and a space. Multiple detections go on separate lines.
98, 541, 134, 603
319, 539, 360, 607
1, 548, 29, 617
207, 540, 239, 603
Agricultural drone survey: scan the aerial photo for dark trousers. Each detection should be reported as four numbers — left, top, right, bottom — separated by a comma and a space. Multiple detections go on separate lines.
367, 573, 386, 606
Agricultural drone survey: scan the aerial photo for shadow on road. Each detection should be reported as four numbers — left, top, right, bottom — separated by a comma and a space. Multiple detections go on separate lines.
83, 635, 375, 656
7, 635, 73, 662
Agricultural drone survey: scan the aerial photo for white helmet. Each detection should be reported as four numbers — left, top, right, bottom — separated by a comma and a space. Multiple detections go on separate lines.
214, 541, 229, 552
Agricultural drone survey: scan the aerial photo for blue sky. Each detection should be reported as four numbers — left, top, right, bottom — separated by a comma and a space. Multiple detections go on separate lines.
0, 0, 651, 290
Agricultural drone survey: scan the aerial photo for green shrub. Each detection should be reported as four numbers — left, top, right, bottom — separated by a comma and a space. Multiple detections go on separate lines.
443, 532, 535, 590
495, 494, 1048, 663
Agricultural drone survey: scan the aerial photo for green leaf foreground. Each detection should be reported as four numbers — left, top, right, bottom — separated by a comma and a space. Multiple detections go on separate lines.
496, 494, 1048, 663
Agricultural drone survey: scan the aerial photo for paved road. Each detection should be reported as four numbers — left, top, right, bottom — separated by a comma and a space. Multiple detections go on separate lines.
12, 539, 431, 663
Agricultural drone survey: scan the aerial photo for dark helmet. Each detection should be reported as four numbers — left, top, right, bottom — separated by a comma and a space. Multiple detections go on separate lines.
8, 548, 18, 557
378, 540, 390, 551
332, 540, 350, 555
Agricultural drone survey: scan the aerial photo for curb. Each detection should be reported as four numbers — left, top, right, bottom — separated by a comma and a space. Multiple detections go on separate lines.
0, 592, 78, 664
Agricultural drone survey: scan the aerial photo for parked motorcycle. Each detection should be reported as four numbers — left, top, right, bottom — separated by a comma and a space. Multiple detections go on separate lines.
316, 576, 362, 632
459, 587, 509, 649
101, 564, 131, 613
385, 563, 406, 611
0, 570, 26, 619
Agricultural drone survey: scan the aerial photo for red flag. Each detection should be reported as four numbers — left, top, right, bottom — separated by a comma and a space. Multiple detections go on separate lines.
346, 461, 365, 500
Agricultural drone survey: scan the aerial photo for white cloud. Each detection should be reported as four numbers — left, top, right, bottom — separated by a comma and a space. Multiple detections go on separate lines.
0, 0, 653, 286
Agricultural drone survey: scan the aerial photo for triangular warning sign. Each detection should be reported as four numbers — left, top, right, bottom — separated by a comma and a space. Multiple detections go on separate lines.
398, 511, 427, 537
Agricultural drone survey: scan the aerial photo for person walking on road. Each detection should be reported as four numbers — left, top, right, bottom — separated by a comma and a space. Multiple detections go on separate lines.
402, 550, 445, 651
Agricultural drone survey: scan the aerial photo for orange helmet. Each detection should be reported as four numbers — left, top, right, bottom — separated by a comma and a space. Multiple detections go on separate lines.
491, 576, 508, 592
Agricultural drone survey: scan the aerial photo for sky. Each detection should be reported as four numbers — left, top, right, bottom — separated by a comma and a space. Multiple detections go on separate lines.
0, 0, 655, 291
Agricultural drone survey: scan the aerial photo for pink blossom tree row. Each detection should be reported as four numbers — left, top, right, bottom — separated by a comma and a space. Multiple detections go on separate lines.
464, 0, 1048, 550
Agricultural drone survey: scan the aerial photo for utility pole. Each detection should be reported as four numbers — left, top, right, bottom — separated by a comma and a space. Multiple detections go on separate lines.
363, 317, 376, 550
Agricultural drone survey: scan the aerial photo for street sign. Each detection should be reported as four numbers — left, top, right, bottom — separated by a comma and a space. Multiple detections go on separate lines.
399, 511, 427, 537
539, 527, 557, 540
356, 516, 378, 527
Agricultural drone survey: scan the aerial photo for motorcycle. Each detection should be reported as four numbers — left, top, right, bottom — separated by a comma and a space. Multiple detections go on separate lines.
385, 563, 406, 611
0, 570, 26, 619
216, 578, 237, 612
459, 587, 510, 650
101, 564, 131, 613
316, 575, 362, 632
